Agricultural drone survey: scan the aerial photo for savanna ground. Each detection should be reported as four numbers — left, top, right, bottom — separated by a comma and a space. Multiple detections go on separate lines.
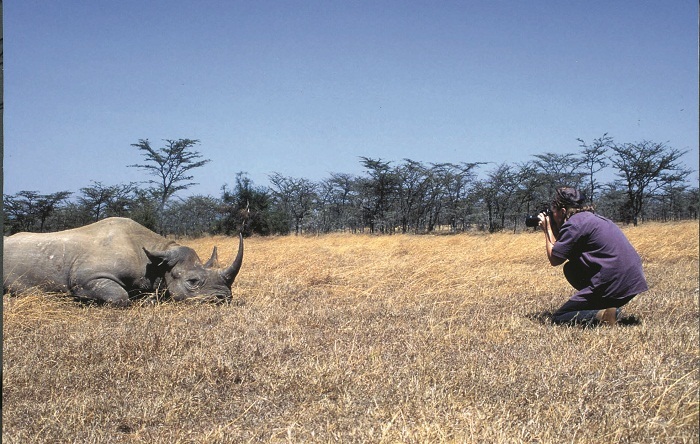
3, 221, 698, 443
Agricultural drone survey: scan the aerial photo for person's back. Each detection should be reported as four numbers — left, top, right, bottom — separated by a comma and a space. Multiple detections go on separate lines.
553, 211, 648, 301
538, 187, 647, 326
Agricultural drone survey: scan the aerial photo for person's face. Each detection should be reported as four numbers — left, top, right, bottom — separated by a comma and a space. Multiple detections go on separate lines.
550, 206, 566, 228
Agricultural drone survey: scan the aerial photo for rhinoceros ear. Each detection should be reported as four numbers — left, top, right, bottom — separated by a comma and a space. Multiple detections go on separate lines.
143, 247, 179, 268
203, 246, 220, 269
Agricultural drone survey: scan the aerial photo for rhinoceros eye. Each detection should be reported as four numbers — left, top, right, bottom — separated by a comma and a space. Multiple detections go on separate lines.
186, 278, 202, 288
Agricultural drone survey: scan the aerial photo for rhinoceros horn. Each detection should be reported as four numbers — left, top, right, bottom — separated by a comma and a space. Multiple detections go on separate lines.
222, 233, 244, 285
204, 246, 219, 268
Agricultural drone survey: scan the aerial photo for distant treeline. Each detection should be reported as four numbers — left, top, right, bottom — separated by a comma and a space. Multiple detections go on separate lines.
3, 136, 697, 236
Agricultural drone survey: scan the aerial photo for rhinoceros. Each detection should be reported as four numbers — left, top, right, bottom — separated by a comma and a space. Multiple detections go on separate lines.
3, 217, 243, 306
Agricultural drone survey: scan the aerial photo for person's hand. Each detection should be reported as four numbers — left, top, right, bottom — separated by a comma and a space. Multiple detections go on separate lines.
538, 211, 549, 230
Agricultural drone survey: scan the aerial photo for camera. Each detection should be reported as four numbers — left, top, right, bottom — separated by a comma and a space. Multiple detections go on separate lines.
525, 209, 552, 228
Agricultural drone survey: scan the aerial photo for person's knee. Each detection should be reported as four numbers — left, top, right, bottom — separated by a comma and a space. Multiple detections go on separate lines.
563, 262, 591, 291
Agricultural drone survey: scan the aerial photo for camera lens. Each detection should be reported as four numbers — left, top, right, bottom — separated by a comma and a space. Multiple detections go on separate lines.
525, 215, 540, 227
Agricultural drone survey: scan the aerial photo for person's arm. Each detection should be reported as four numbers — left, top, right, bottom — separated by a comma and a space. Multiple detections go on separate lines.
540, 214, 566, 266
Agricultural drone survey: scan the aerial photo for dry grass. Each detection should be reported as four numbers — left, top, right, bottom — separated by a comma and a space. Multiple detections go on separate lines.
3, 221, 698, 443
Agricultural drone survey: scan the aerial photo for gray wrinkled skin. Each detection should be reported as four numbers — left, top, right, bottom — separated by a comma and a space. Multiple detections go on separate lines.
3, 217, 243, 306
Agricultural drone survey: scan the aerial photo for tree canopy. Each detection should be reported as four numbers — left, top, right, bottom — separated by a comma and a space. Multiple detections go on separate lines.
3, 135, 697, 236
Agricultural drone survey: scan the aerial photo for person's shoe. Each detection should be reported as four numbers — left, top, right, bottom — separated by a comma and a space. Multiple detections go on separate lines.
596, 308, 618, 326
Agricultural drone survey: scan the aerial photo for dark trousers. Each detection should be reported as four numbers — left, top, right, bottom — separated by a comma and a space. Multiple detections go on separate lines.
552, 261, 635, 325
551, 295, 635, 325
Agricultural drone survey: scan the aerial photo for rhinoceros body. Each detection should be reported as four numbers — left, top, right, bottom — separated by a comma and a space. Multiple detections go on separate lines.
3, 217, 243, 306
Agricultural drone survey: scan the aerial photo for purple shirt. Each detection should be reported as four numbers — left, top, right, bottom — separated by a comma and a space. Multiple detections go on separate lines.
552, 211, 648, 301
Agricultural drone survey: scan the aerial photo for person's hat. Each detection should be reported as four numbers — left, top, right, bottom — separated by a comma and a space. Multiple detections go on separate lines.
554, 187, 584, 208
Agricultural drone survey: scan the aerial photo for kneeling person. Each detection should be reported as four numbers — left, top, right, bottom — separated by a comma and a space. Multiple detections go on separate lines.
538, 187, 647, 326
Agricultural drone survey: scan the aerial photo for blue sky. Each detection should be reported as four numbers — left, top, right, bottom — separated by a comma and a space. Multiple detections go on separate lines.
5, 1, 698, 198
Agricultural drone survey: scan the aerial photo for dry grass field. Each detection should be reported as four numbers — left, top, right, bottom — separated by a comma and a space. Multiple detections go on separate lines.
3, 221, 698, 443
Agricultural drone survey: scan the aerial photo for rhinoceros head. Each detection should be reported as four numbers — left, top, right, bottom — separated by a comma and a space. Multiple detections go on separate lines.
143, 234, 243, 302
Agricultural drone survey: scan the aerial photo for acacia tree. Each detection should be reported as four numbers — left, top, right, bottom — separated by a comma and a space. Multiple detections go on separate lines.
219, 172, 273, 236
358, 157, 398, 233
4, 191, 42, 233
319, 173, 359, 233
394, 159, 430, 233
128, 139, 210, 228
162, 195, 222, 237
268, 173, 318, 235
78, 181, 137, 222
608, 140, 690, 225
418, 162, 480, 233
577, 133, 612, 205
531, 152, 586, 198
477, 163, 519, 232
3, 190, 72, 233
513, 161, 550, 227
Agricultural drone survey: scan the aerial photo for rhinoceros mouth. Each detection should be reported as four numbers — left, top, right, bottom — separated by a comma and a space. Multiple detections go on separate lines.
179, 292, 232, 304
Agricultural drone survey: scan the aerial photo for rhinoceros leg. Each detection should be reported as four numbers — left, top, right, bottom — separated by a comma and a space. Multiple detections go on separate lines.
73, 278, 130, 307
